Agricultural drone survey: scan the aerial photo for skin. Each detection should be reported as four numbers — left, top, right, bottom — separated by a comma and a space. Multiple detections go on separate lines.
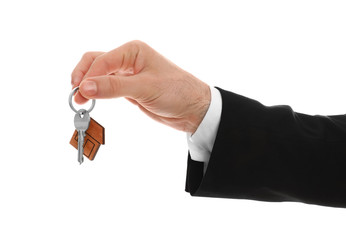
71, 40, 211, 133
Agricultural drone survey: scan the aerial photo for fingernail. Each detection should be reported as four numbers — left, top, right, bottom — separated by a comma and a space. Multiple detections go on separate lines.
81, 81, 97, 96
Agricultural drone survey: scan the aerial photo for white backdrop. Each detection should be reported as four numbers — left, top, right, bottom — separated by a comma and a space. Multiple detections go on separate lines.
1, 0, 346, 239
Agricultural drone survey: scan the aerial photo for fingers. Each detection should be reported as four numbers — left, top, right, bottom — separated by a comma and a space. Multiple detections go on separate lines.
71, 51, 104, 87
72, 41, 148, 104
83, 40, 146, 80
78, 74, 145, 101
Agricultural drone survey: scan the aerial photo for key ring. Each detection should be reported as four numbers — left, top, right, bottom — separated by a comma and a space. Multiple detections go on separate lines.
69, 87, 96, 113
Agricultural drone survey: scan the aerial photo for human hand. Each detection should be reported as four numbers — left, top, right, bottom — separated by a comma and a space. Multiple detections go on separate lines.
71, 41, 211, 133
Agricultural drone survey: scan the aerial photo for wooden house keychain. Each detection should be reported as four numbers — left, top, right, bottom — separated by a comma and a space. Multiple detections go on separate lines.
69, 87, 105, 164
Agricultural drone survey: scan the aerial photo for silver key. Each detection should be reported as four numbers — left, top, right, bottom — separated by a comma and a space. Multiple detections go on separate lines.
74, 109, 90, 164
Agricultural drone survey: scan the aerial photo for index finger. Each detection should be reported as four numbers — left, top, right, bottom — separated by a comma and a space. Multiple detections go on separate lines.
71, 51, 104, 88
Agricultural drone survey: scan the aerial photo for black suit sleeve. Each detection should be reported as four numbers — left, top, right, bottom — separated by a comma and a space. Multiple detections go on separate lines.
185, 87, 346, 208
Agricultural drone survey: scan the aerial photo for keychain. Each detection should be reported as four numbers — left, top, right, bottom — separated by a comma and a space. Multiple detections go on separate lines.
69, 87, 105, 164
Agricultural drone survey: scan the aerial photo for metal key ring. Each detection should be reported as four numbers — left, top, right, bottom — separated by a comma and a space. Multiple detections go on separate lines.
69, 87, 96, 113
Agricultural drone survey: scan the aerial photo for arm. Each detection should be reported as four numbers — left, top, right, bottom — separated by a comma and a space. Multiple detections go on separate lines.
186, 88, 346, 208
71, 41, 346, 208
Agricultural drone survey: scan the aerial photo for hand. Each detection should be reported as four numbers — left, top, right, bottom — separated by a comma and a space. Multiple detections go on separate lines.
71, 40, 211, 133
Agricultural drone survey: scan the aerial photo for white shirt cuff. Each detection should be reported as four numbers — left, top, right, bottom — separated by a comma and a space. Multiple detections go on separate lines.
186, 87, 222, 172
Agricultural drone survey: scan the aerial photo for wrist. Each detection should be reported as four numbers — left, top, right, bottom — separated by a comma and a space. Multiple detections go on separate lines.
186, 83, 211, 134
186, 86, 222, 169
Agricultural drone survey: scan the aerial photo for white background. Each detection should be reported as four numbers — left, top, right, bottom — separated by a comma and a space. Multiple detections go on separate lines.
1, 0, 346, 239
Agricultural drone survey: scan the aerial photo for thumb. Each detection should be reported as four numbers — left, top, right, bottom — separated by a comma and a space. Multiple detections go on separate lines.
79, 75, 142, 99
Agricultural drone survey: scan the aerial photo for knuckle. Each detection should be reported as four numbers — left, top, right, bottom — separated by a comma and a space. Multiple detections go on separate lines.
128, 40, 147, 50
82, 51, 93, 59
129, 39, 143, 46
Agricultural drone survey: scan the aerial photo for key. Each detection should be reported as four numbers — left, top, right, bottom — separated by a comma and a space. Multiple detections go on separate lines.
69, 87, 104, 163
74, 109, 91, 164
70, 118, 105, 161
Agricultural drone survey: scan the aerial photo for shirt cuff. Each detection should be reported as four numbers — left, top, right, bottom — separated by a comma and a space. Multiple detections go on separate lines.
186, 87, 222, 171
